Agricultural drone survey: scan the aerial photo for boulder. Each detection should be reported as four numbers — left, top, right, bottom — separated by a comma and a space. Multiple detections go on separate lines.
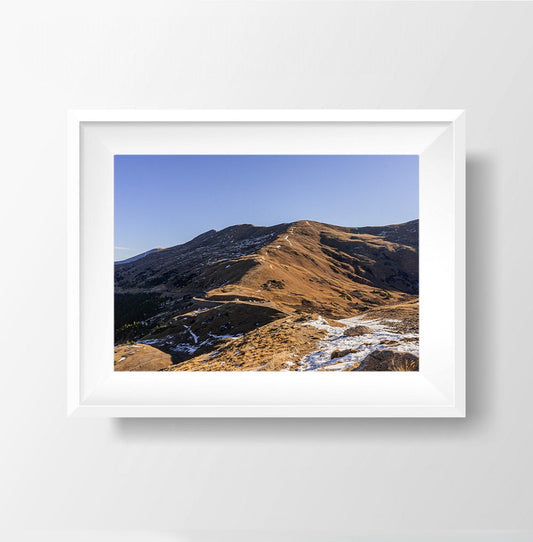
343, 325, 374, 337
357, 349, 419, 371
330, 348, 357, 360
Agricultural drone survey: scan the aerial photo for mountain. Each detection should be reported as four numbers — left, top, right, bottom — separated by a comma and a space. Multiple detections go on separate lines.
114, 219, 419, 371
114, 247, 163, 265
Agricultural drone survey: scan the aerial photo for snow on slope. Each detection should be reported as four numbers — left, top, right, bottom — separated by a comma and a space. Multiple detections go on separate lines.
298, 315, 419, 371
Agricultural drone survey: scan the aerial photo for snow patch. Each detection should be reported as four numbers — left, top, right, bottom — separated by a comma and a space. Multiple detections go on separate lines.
283, 235, 293, 246
209, 332, 243, 339
184, 325, 198, 344
299, 315, 418, 371
172, 343, 198, 354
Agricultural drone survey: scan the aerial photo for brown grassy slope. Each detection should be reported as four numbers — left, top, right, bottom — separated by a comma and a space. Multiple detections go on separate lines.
165, 314, 329, 371
131, 301, 287, 363
359, 300, 419, 334
115, 221, 417, 310
114, 343, 173, 371
206, 220, 418, 319
166, 302, 419, 372
114, 223, 289, 294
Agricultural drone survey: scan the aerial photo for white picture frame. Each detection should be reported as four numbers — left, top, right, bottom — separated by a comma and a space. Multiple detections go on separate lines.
67, 110, 465, 418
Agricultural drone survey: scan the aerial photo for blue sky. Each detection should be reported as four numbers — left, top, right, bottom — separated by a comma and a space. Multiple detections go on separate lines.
114, 154, 418, 261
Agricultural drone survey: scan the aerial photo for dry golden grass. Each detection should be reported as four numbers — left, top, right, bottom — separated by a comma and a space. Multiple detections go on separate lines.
205, 221, 418, 320
391, 358, 419, 371
114, 344, 173, 371
164, 315, 327, 371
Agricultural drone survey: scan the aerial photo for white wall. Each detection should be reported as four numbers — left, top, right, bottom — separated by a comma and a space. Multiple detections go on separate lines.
1, 2, 532, 540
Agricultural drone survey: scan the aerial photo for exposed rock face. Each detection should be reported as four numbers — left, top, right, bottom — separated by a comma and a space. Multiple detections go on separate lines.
355, 349, 419, 371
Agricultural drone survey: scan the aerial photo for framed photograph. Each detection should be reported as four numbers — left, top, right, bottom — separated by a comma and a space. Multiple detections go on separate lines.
67, 110, 465, 417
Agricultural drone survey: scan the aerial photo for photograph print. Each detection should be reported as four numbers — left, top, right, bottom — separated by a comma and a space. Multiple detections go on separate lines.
114, 154, 419, 372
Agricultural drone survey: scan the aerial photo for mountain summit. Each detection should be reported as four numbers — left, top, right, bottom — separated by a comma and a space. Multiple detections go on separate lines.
114, 219, 419, 371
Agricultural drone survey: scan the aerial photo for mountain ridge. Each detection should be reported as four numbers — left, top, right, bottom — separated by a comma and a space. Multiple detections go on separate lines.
115, 218, 418, 265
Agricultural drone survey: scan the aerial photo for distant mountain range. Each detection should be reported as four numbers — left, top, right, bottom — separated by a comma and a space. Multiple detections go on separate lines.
114, 219, 419, 371
115, 247, 163, 265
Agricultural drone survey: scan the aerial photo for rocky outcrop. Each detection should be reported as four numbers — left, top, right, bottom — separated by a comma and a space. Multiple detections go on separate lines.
343, 325, 374, 337
356, 349, 419, 371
